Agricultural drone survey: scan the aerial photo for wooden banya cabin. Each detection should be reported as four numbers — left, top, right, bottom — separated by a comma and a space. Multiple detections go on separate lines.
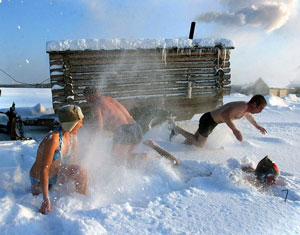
47, 38, 234, 132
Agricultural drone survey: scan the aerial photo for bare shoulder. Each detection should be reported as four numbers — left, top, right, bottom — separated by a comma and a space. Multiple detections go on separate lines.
101, 96, 118, 106
38, 131, 59, 156
107, 96, 122, 106
227, 101, 248, 112
44, 131, 59, 146
105, 96, 117, 102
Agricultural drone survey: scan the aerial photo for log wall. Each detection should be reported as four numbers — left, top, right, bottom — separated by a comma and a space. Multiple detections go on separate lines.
48, 46, 233, 120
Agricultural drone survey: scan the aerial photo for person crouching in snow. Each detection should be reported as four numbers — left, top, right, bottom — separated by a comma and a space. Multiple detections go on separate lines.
29, 105, 88, 214
83, 87, 143, 161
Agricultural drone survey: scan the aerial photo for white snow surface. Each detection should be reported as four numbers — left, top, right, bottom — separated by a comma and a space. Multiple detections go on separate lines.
0, 89, 300, 235
46, 38, 234, 52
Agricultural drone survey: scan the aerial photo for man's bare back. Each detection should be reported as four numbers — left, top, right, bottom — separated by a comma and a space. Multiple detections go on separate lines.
210, 101, 249, 123
99, 96, 135, 132
170, 95, 267, 148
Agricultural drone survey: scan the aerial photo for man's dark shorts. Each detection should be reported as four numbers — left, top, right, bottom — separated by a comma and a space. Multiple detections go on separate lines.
113, 123, 143, 145
196, 112, 218, 138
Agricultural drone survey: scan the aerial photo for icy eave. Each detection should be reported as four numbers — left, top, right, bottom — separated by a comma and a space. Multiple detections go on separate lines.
46, 38, 234, 52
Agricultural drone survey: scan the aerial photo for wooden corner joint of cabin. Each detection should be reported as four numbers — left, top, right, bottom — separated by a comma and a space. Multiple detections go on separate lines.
64, 82, 75, 104
215, 45, 228, 68
186, 81, 193, 99
215, 68, 225, 90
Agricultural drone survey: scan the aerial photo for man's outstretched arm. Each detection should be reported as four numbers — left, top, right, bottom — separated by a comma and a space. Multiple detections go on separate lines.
245, 114, 267, 134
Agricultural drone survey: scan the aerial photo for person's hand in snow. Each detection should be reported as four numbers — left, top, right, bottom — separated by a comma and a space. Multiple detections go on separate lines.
39, 198, 51, 214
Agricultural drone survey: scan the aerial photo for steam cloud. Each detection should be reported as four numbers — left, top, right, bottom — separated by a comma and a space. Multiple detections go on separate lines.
195, 0, 297, 32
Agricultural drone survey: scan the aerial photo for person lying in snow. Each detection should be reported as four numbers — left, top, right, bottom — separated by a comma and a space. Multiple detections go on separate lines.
169, 94, 267, 148
83, 87, 143, 161
29, 105, 88, 214
242, 156, 280, 186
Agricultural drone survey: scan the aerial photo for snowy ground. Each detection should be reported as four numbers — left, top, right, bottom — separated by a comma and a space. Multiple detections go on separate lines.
0, 89, 300, 235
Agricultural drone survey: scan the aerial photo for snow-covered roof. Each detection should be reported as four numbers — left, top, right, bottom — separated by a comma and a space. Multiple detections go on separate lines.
46, 38, 234, 52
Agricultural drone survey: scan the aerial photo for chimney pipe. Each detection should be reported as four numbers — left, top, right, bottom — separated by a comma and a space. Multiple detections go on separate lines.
189, 22, 196, 39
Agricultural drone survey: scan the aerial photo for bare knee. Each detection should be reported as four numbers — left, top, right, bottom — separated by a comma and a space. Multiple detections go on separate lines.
195, 135, 207, 148
195, 141, 205, 148
71, 166, 88, 182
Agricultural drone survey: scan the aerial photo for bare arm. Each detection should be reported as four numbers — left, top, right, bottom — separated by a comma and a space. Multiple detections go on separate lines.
39, 135, 58, 214
143, 140, 180, 165
221, 108, 238, 131
245, 114, 267, 134
97, 108, 104, 132
69, 134, 78, 164
221, 104, 247, 141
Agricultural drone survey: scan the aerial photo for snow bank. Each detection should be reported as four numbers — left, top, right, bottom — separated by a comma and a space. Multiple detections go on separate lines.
1, 91, 300, 234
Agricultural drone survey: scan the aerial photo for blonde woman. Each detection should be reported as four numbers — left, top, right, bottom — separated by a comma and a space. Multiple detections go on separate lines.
30, 105, 88, 214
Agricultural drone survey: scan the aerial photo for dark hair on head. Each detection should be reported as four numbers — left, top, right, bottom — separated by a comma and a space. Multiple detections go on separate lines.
83, 86, 98, 97
248, 94, 267, 106
255, 156, 279, 183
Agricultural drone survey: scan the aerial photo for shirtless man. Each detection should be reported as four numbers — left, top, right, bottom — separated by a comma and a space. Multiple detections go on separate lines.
83, 87, 143, 160
170, 94, 267, 148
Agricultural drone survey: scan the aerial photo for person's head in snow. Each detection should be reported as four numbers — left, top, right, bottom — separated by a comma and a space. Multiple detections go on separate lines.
83, 86, 143, 161
242, 155, 280, 186
169, 94, 267, 148
29, 105, 88, 215
255, 156, 280, 185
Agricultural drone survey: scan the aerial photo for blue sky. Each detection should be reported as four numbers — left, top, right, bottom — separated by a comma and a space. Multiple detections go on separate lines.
0, 0, 299, 87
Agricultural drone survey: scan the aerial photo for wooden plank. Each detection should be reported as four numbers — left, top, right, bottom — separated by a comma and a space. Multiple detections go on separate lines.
52, 92, 219, 107
50, 67, 230, 76
50, 59, 230, 69
50, 72, 231, 84
51, 80, 230, 96
74, 81, 231, 92
58, 61, 230, 72
48, 48, 223, 59
50, 77, 231, 92
49, 57, 221, 73
52, 92, 221, 115
49, 56, 231, 68
0, 84, 51, 88
51, 87, 218, 103
49, 55, 229, 64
